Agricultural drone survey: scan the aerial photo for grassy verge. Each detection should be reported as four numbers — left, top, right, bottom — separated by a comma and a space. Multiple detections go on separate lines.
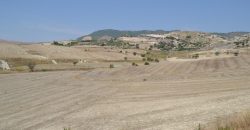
0, 58, 96, 73
2, 58, 51, 67
196, 112, 250, 130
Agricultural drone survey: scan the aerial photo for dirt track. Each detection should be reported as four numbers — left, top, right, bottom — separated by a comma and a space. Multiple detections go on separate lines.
1, 56, 250, 130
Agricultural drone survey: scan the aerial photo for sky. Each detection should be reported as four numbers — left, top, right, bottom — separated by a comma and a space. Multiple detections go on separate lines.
0, 0, 250, 42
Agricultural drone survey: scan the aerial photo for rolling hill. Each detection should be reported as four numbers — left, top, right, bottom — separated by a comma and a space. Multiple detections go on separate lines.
77, 29, 171, 41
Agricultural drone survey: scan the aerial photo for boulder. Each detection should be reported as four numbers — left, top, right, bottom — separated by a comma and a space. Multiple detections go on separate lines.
0, 60, 10, 70
51, 60, 58, 65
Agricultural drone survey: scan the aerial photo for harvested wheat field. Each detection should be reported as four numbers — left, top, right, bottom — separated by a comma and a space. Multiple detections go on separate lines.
1, 55, 250, 130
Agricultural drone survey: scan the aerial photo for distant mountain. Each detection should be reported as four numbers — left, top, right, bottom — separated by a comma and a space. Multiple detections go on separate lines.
77, 29, 171, 41
212, 32, 250, 39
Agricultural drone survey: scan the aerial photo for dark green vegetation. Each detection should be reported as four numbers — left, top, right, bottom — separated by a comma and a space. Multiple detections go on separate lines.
52, 41, 79, 47
75, 30, 250, 52
78, 29, 170, 41
144, 62, 150, 65
80, 29, 250, 41
156, 39, 207, 51
109, 64, 114, 68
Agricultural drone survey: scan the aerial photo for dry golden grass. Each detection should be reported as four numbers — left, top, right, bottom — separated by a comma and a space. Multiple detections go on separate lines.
197, 112, 250, 130
2, 58, 51, 67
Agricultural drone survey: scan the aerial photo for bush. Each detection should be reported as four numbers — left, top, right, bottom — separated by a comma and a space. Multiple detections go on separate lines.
136, 44, 140, 49
142, 58, 146, 61
192, 54, 199, 59
52, 41, 62, 46
141, 54, 146, 57
144, 62, 150, 65
73, 61, 78, 66
234, 52, 239, 56
215, 51, 220, 56
155, 58, 160, 62
27, 62, 36, 72
132, 62, 138, 66
124, 57, 128, 61
110, 64, 114, 68
63, 128, 71, 130
147, 57, 153, 62
133, 52, 137, 56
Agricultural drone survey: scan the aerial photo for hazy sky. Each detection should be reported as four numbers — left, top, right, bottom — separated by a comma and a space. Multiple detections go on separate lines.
0, 0, 249, 42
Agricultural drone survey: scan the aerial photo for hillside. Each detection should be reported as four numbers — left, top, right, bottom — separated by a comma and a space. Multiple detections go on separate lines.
79, 29, 250, 41
77, 30, 250, 51
78, 29, 170, 41
0, 40, 142, 62
212, 32, 250, 39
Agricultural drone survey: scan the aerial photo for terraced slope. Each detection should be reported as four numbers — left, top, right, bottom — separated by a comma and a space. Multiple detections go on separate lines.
0, 55, 250, 130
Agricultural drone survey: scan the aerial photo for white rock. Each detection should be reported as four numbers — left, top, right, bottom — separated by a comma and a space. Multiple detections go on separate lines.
52, 60, 58, 65
0, 60, 10, 70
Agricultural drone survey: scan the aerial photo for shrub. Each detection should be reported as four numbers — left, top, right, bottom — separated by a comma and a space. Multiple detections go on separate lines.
141, 54, 146, 57
155, 58, 160, 62
234, 52, 239, 56
215, 51, 220, 56
144, 62, 150, 65
124, 57, 128, 61
192, 54, 199, 59
136, 44, 140, 49
73, 61, 78, 66
142, 58, 146, 61
63, 127, 71, 130
52, 41, 62, 46
133, 52, 137, 56
186, 35, 192, 39
110, 64, 114, 68
132, 62, 138, 66
27, 62, 36, 72
147, 57, 153, 62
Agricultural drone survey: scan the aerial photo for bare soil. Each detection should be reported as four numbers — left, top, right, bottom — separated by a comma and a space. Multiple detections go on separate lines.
0, 55, 250, 130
